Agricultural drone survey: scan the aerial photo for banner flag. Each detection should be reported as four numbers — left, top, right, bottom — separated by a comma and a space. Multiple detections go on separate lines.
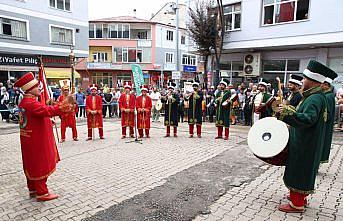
131, 64, 144, 96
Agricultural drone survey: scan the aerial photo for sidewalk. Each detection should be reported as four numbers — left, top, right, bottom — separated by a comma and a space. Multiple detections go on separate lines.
194, 141, 343, 221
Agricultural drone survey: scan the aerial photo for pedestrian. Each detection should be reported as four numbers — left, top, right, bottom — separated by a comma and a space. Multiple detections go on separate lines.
243, 89, 253, 126
103, 88, 113, 118
185, 80, 203, 138
320, 71, 338, 163
86, 84, 104, 140
110, 88, 119, 117
215, 79, 231, 140
75, 88, 86, 118
161, 82, 179, 137
150, 86, 161, 122
136, 85, 152, 138
14, 72, 75, 201
57, 84, 78, 142
119, 82, 136, 139
14, 89, 23, 107
207, 95, 215, 123
276, 60, 333, 213
0, 86, 10, 122
178, 95, 185, 123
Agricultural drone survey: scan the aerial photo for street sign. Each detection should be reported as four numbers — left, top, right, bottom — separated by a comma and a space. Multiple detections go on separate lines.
172, 71, 181, 80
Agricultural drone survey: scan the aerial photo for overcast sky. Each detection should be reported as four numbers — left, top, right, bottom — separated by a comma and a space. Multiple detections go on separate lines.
88, 0, 187, 20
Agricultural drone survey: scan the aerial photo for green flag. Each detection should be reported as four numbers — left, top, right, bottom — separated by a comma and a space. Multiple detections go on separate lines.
131, 64, 144, 96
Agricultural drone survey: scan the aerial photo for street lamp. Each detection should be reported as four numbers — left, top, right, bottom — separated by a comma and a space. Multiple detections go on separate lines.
69, 47, 75, 93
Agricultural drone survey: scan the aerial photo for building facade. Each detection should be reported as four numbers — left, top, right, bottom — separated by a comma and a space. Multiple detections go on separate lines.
0, 0, 89, 85
217, 0, 343, 87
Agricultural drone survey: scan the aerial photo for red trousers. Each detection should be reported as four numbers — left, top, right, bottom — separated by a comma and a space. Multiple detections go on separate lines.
189, 124, 202, 135
166, 126, 177, 135
61, 124, 78, 140
88, 128, 104, 138
290, 191, 308, 208
217, 127, 229, 138
27, 178, 48, 196
138, 129, 150, 137
122, 127, 134, 136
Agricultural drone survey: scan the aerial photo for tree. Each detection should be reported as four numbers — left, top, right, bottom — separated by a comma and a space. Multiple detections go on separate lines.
188, 0, 216, 88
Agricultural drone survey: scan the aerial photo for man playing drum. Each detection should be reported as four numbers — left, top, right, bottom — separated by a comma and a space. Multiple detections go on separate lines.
276, 60, 334, 213
284, 75, 303, 107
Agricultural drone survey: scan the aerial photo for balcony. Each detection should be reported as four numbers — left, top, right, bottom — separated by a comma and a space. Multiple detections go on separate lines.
137, 39, 152, 47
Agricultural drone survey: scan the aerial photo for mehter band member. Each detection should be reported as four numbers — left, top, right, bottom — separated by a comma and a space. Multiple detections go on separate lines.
215, 79, 231, 140
185, 80, 203, 138
119, 82, 136, 138
277, 60, 333, 213
161, 82, 179, 137
86, 84, 104, 140
14, 72, 74, 201
136, 85, 152, 138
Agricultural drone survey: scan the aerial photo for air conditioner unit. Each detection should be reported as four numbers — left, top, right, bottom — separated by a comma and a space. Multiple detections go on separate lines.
243, 53, 261, 76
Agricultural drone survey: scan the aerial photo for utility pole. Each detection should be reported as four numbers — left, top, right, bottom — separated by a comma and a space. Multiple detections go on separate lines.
175, 0, 180, 89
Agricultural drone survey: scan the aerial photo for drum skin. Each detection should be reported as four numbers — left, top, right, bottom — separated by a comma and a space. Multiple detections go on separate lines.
248, 117, 289, 166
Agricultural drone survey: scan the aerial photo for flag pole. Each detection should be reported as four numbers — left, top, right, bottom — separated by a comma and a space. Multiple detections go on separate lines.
38, 56, 60, 143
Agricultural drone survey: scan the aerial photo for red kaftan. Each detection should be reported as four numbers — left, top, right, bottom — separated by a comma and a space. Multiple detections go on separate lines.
136, 95, 152, 129
18, 95, 62, 180
119, 93, 135, 127
57, 95, 78, 128
86, 95, 103, 129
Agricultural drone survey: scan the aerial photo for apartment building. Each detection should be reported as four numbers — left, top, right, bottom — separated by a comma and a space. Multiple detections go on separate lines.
0, 0, 88, 85
217, 0, 343, 86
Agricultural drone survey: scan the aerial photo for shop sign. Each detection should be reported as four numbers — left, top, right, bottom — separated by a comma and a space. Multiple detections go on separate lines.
42, 55, 70, 68
0, 53, 37, 66
172, 71, 181, 80
183, 65, 197, 72
87, 62, 123, 70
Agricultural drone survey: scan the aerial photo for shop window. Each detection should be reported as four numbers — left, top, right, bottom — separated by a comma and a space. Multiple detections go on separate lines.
223, 2, 241, 31
0, 17, 28, 40
263, 0, 309, 25
263, 59, 300, 82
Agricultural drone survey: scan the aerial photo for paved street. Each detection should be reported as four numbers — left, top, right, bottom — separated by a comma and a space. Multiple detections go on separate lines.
0, 119, 343, 221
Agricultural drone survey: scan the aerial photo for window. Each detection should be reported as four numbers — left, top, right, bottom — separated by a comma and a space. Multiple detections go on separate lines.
165, 53, 174, 63
263, 0, 310, 25
263, 59, 300, 82
113, 47, 122, 62
182, 54, 197, 66
121, 47, 148, 63
92, 73, 113, 88
223, 2, 241, 31
166, 30, 173, 41
0, 17, 28, 40
50, 0, 71, 11
92, 52, 108, 62
181, 36, 186, 45
89, 23, 130, 39
89, 23, 95, 38
137, 31, 147, 39
50, 25, 73, 45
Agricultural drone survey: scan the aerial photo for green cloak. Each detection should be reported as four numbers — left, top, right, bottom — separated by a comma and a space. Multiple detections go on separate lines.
280, 86, 327, 194
215, 89, 231, 128
321, 90, 335, 163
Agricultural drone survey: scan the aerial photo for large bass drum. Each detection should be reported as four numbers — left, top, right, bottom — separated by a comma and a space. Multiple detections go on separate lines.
155, 99, 163, 111
248, 117, 289, 166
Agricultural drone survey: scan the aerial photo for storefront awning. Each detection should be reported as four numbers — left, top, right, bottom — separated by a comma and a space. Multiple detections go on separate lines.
44, 68, 80, 79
